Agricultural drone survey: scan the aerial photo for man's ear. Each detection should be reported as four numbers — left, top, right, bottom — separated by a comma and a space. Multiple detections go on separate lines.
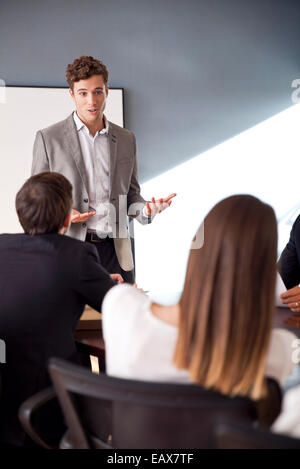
105, 85, 109, 97
63, 212, 72, 230
69, 88, 74, 100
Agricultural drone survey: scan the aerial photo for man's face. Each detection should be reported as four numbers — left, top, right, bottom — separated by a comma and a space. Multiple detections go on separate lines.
69, 74, 108, 125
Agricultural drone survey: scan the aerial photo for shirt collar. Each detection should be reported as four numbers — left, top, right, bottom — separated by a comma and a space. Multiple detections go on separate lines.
73, 111, 109, 135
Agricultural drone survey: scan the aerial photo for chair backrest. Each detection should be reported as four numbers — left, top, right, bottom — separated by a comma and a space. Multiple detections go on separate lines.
214, 422, 300, 449
49, 358, 281, 449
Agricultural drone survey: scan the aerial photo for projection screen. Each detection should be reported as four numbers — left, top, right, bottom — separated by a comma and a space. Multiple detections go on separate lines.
0, 86, 124, 233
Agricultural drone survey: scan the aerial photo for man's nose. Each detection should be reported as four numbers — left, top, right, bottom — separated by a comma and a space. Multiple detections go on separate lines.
87, 93, 97, 106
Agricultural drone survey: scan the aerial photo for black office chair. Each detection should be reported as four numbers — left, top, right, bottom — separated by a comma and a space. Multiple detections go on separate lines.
214, 421, 300, 449
20, 357, 281, 449
18, 386, 58, 449
12, 341, 95, 449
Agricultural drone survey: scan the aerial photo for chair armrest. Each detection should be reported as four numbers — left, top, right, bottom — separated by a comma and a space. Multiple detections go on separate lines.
18, 386, 57, 449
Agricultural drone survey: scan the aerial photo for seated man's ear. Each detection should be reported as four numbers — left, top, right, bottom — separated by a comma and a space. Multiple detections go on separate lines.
61, 212, 72, 234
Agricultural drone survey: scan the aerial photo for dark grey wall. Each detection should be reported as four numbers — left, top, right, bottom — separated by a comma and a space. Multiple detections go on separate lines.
1, 0, 300, 181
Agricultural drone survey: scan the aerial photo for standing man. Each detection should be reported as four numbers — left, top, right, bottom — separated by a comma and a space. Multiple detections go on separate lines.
32, 56, 175, 283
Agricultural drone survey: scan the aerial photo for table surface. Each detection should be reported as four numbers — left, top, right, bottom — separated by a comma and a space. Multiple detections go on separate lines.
274, 307, 300, 337
74, 305, 300, 359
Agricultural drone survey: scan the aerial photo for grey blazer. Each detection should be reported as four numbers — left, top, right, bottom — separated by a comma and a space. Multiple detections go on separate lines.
32, 114, 150, 271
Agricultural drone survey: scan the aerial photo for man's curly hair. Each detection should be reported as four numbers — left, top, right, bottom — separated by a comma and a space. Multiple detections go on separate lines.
65, 56, 109, 89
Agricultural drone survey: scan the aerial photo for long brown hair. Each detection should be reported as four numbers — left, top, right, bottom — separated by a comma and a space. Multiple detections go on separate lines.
173, 195, 277, 400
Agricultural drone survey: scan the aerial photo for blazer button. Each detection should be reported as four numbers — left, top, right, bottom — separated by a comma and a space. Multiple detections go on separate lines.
84, 198, 88, 203
82, 223, 86, 228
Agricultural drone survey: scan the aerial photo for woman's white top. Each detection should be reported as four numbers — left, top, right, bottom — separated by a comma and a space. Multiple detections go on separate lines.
102, 284, 297, 386
102, 284, 190, 382
272, 384, 300, 438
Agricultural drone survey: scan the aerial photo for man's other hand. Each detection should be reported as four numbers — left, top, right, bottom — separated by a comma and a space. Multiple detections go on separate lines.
110, 273, 123, 284
281, 286, 300, 312
71, 209, 96, 223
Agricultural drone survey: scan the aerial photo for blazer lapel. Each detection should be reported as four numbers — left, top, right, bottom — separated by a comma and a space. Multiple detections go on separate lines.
108, 122, 118, 197
64, 114, 89, 193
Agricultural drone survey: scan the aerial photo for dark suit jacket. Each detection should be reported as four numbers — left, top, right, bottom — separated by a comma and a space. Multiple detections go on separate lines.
0, 233, 115, 446
279, 215, 300, 289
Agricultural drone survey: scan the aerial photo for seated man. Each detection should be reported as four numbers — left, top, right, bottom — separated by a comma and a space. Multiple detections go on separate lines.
0, 172, 121, 447
279, 215, 300, 311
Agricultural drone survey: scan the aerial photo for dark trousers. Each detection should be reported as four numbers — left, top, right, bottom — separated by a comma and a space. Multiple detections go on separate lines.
85, 233, 135, 284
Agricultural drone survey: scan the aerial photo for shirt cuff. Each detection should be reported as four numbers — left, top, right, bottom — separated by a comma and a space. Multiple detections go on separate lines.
142, 204, 155, 221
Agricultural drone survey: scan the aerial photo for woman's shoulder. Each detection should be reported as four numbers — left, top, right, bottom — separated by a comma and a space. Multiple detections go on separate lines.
102, 283, 150, 318
102, 284, 151, 346
265, 328, 297, 386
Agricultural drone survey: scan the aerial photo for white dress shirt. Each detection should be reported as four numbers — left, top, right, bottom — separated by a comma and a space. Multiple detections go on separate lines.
73, 111, 111, 234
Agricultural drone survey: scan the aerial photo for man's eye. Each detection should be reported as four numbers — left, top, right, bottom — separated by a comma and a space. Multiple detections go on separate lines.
95, 91, 103, 95
79, 92, 87, 96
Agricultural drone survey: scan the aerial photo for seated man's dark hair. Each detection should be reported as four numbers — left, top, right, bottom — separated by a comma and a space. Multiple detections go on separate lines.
16, 172, 73, 235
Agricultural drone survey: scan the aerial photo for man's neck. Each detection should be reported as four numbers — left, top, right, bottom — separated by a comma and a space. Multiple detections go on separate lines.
76, 112, 105, 137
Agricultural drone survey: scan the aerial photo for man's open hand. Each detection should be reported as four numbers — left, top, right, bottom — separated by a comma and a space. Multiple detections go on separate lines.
145, 193, 177, 217
71, 209, 96, 223
281, 286, 300, 312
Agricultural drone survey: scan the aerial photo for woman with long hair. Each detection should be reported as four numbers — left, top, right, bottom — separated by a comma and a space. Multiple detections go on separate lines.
102, 195, 295, 401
